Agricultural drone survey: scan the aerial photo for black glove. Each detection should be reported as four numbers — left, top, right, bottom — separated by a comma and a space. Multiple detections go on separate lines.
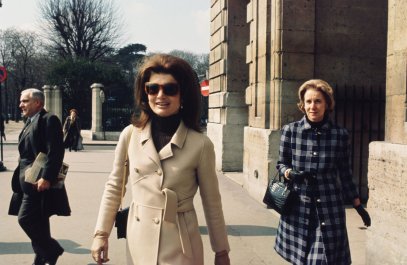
288, 170, 312, 183
354, 204, 371, 227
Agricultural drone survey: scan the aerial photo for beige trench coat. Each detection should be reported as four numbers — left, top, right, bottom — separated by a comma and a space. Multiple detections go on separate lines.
95, 121, 230, 265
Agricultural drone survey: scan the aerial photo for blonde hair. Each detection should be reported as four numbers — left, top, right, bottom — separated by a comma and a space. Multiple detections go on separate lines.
297, 79, 335, 114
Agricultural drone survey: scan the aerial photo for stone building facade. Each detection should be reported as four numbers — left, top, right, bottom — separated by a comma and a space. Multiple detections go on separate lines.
208, 0, 387, 199
367, 0, 407, 263
208, 0, 402, 263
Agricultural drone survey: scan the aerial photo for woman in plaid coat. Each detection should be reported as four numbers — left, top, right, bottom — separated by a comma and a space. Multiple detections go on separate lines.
275, 79, 371, 264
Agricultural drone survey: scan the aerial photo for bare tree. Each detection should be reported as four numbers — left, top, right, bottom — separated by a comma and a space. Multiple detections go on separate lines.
38, 0, 122, 61
168, 50, 209, 79
0, 29, 49, 120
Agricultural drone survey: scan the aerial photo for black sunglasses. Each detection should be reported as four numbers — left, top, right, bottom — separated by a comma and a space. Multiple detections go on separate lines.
144, 83, 180, 96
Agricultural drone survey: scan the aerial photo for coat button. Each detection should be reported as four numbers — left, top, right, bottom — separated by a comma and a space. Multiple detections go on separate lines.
316, 199, 321, 203
312, 151, 318, 156
134, 168, 139, 173
156, 169, 162, 176
153, 218, 160, 224
321, 222, 326, 226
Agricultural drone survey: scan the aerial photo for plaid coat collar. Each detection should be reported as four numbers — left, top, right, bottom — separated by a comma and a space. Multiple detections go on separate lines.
298, 115, 333, 131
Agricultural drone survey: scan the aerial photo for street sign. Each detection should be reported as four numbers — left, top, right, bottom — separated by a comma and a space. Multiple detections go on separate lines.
0, 66, 7, 83
200, 80, 209, 97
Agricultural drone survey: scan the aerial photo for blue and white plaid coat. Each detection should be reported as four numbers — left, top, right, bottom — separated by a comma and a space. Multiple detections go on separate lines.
275, 116, 358, 265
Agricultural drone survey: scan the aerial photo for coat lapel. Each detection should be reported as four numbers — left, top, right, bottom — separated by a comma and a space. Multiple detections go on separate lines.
140, 122, 161, 167
140, 121, 189, 164
158, 121, 188, 160
19, 120, 33, 142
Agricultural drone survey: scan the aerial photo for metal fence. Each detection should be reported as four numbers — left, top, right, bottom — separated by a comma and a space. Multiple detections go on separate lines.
333, 84, 385, 202
102, 96, 134, 132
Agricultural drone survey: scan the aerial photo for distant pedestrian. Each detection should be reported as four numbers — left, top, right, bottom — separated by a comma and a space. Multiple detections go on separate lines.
274, 79, 371, 264
63, 109, 83, 152
8, 88, 71, 265
91, 54, 230, 265
0, 113, 5, 141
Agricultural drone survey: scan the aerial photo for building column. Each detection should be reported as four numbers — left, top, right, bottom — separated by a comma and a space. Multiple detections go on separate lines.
53, 85, 62, 121
207, 0, 250, 171
43, 85, 52, 113
243, 0, 316, 201
90, 83, 104, 134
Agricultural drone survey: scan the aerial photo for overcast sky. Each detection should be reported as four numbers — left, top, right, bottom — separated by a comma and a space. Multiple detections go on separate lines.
0, 0, 210, 54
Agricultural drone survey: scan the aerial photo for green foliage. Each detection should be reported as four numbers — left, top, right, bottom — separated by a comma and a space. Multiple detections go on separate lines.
115, 43, 147, 71
48, 58, 129, 128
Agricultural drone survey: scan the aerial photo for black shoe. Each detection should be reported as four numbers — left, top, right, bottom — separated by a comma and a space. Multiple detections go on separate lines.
33, 254, 45, 265
44, 255, 59, 265
44, 249, 64, 265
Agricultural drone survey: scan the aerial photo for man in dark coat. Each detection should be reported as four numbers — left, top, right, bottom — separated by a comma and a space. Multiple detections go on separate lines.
8, 88, 71, 265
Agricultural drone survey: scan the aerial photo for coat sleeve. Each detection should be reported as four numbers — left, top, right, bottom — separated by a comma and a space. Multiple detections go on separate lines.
196, 136, 230, 253
94, 125, 132, 235
276, 124, 293, 176
337, 128, 359, 201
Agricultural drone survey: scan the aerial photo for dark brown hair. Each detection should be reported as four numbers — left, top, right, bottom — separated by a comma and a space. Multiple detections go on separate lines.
132, 54, 201, 132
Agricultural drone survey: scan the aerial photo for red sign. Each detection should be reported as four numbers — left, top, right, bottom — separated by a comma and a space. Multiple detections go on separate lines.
200, 80, 209, 97
0, 66, 7, 83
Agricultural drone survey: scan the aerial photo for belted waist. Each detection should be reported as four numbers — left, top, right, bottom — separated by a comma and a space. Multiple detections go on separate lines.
162, 188, 194, 257
133, 188, 195, 257
161, 188, 194, 223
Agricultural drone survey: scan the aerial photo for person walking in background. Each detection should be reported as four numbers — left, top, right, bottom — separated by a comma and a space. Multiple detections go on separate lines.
275, 79, 371, 264
8, 88, 71, 265
0, 113, 5, 141
91, 54, 230, 265
63, 109, 83, 152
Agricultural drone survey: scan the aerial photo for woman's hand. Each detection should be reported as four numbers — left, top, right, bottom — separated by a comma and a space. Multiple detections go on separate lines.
285, 169, 311, 183
353, 198, 371, 227
284, 169, 292, 180
215, 250, 230, 265
91, 232, 110, 264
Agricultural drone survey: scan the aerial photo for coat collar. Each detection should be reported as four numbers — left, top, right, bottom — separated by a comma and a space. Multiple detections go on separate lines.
138, 120, 188, 163
19, 109, 46, 142
299, 115, 332, 131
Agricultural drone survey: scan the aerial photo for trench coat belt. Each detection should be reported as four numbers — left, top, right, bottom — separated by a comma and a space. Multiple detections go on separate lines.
161, 188, 194, 258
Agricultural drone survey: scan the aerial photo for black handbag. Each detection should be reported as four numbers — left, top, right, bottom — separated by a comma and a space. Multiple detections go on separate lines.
263, 172, 296, 215
115, 206, 129, 239
114, 159, 129, 239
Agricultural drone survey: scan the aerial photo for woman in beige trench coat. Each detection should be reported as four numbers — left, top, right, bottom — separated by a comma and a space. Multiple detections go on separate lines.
91, 54, 230, 265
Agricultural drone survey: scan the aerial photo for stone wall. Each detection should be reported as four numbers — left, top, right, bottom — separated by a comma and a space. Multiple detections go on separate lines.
385, 0, 407, 143
207, 0, 249, 171
314, 1, 387, 87
239, 0, 388, 202
365, 0, 407, 263
367, 142, 407, 264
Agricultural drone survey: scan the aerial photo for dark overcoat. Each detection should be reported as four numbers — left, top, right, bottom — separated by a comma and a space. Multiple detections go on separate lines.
63, 116, 83, 151
8, 109, 71, 217
275, 116, 358, 264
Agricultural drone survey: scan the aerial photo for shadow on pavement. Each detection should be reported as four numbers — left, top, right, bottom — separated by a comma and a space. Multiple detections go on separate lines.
200, 225, 277, 236
0, 239, 89, 255
0, 242, 32, 255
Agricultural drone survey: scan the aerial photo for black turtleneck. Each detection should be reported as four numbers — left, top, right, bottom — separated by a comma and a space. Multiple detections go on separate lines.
151, 113, 181, 152
306, 114, 329, 129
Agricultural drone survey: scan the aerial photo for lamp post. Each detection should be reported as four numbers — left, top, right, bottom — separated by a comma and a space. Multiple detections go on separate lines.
99, 90, 106, 140
0, 66, 7, 171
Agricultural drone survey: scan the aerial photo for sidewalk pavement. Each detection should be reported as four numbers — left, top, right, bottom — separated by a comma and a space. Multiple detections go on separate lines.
0, 121, 367, 265
1, 121, 117, 146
